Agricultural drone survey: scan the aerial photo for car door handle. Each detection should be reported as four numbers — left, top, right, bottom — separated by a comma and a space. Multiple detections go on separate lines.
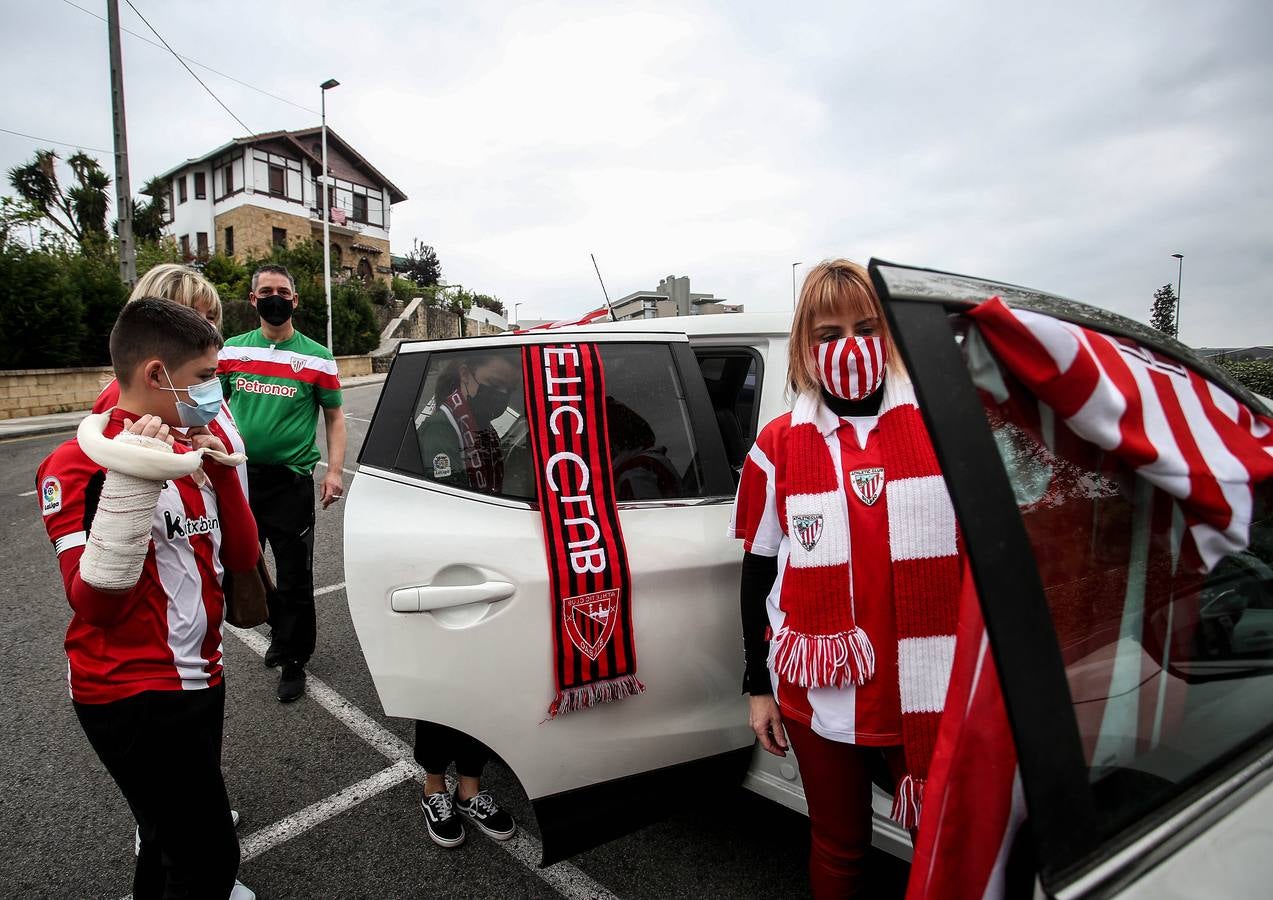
390, 581, 516, 613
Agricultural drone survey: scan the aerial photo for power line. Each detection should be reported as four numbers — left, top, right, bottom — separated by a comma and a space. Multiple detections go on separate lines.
58, 0, 318, 117
121, 0, 253, 135
0, 126, 113, 155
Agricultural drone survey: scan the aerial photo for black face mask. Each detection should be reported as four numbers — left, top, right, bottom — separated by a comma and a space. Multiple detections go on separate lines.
256, 294, 294, 327
470, 382, 511, 423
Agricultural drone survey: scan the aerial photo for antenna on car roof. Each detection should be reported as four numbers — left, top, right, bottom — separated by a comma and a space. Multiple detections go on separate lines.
590, 253, 617, 321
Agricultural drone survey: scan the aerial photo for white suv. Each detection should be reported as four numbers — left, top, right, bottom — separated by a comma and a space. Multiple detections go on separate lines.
346, 260, 1273, 897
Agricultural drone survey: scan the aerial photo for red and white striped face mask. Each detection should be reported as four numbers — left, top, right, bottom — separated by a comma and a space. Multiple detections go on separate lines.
815, 336, 887, 401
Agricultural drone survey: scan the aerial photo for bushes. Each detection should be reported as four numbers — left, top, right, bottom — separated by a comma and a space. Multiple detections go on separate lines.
0, 243, 87, 368
1213, 358, 1273, 399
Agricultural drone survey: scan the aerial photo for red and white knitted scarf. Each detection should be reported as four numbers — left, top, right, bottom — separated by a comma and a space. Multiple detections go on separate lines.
441, 386, 503, 493
774, 378, 962, 826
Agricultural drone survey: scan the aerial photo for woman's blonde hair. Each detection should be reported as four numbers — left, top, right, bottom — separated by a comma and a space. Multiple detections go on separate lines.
787, 259, 901, 396
129, 263, 222, 331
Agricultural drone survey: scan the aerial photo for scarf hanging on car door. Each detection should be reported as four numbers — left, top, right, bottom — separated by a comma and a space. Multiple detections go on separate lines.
523, 342, 645, 717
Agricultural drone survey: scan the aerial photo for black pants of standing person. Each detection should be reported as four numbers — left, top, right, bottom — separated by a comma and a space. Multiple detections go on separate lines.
74, 682, 238, 900
414, 721, 492, 778
248, 463, 316, 667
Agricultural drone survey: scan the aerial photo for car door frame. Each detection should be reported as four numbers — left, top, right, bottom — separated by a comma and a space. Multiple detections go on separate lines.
355, 327, 752, 864
870, 258, 1273, 895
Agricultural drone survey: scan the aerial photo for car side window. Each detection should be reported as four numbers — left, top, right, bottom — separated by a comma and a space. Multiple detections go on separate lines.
395, 342, 712, 502
694, 349, 760, 481
968, 333, 1273, 845
411, 346, 535, 500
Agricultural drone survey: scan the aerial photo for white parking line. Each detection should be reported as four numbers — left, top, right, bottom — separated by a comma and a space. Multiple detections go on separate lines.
314, 582, 346, 597
239, 760, 417, 863
315, 461, 358, 477
18, 489, 36, 497
226, 626, 617, 900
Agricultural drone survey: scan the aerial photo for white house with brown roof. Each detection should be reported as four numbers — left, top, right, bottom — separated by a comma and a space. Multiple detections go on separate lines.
147, 128, 407, 284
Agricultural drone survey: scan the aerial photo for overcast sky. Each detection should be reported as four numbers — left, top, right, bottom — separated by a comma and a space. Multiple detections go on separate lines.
2, 0, 1269, 345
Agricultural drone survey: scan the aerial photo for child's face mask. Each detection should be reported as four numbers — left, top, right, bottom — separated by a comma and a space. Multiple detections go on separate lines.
815, 335, 887, 401
158, 366, 222, 427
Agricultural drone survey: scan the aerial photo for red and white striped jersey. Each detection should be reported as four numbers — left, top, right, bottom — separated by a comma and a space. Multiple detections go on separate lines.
730, 411, 902, 745
94, 377, 249, 498
37, 409, 259, 704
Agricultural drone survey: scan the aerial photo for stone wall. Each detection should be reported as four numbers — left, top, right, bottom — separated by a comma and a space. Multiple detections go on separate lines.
214, 206, 312, 260
0, 366, 114, 419
0, 355, 377, 421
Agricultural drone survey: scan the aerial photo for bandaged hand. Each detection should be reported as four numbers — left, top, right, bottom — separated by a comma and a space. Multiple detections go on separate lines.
79, 416, 173, 592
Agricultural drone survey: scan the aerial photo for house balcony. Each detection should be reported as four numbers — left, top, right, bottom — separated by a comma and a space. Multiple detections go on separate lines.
309, 207, 366, 236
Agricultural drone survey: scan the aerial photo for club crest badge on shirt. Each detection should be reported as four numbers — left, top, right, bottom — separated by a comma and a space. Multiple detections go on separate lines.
792, 513, 824, 552
289, 356, 306, 373
432, 453, 452, 478
850, 467, 885, 506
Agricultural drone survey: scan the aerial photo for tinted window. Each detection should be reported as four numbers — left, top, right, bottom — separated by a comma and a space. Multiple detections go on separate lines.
397, 342, 709, 502
968, 334, 1273, 843
694, 349, 760, 479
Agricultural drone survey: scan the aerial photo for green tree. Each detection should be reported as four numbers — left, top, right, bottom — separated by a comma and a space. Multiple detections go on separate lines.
393, 238, 441, 287
62, 248, 129, 365
7, 149, 111, 248
1150, 283, 1178, 338
1213, 358, 1273, 399
0, 243, 87, 368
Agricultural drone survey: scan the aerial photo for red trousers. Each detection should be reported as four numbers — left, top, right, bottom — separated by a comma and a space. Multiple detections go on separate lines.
784, 716, 908, 900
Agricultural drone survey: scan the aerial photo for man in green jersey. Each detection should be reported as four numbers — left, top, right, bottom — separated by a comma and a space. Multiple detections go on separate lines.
218, 264, 347, 703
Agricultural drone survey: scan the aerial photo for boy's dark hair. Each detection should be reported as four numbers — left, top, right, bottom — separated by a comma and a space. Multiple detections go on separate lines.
110, 297, 224, 386
251, 263, 296, 292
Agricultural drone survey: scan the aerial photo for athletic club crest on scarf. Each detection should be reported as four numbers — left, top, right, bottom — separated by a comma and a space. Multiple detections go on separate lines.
792, 514, 824, 551
817, 335, 887, 401
523, 343, 645, 717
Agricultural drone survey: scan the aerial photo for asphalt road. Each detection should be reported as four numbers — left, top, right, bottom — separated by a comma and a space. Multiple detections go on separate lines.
0, 381, 908, 899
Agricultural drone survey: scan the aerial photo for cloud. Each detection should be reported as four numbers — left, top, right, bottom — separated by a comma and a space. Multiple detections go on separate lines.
1, 0, 1269, 345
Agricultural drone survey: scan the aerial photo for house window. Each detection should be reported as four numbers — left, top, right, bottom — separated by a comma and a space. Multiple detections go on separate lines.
160, 187, 174, 224
253, 149, 303, 202
177, 176, 188, 204
194, 172, 206, 200
352, 193, 368, 223
196, 232, 209, 260
272, 227, 287, 248
213, 149, 243, 200
224, 226, 234, 256
179, 234, 191, 259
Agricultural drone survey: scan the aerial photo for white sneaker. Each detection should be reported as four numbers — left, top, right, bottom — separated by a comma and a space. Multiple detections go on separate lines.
134, 809, 240, 856
229, 881, 256, 900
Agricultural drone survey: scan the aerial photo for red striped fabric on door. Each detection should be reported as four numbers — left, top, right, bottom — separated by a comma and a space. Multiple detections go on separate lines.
523, 342, 645, 717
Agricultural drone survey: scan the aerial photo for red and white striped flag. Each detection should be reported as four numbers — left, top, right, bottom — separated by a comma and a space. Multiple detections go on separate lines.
909, 297, 1273, 899
968, 297, 1273, 570
516, 306, 613, 333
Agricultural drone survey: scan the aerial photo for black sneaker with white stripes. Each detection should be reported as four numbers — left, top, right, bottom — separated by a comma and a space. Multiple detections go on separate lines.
454, 790, 516, 841
420, 790, 465, 848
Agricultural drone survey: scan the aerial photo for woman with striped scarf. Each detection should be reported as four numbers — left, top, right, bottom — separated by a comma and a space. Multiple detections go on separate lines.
729, 259, 966, 898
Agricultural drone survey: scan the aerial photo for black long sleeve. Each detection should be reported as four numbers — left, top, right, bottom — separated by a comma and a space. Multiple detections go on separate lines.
740, 551, 779, 695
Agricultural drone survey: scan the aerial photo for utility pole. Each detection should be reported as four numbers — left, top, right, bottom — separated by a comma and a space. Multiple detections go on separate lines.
107, 0, 136, 285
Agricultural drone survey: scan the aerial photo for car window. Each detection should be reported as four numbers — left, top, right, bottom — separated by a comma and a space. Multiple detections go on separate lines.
399, 342, 710, 502
694, 349, 760, 480
967, 332, 1273, 845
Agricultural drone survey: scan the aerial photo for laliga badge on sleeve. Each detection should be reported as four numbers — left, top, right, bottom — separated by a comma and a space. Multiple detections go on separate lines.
432, 453, 452, 478
40, 476, 62, 516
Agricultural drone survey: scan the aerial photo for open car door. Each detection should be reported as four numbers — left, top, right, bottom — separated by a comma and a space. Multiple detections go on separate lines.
346, 327, 754, 863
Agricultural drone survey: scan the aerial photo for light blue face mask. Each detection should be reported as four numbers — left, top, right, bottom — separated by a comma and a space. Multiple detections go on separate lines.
160, 366, 222, 428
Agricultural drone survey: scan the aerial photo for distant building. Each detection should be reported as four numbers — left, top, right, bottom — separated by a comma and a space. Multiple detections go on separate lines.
1196, 346, 1273, 361
145, 127, 407, 285
612, 275, 740, 320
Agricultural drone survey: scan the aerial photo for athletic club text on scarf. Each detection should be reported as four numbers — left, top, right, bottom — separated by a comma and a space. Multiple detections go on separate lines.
523, 343, 645, 717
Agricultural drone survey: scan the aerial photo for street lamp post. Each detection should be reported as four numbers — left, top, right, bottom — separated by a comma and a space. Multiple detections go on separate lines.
792, 261, 801, 307
513, 301, 523, 328
1171, 253, 1184, 341
320, 78, 340, 352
